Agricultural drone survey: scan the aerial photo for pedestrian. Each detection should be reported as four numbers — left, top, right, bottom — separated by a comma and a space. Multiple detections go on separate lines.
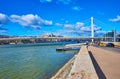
86, 41, 89, 49
86, 45, 89, 49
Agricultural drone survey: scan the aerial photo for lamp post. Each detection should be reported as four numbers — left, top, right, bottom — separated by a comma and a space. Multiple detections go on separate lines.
114, 26, 116, 42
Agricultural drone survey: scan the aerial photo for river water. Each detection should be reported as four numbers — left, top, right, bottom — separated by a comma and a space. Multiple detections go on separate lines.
0, 42, 79, 79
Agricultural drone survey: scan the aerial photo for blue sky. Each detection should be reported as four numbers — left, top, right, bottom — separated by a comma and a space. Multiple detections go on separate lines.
0, 0, 120, 37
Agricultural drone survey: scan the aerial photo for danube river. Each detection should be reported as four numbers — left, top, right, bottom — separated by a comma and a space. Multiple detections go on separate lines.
0, 42, 79, 79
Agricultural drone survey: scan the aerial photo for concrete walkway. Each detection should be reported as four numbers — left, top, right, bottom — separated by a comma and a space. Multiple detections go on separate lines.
66, 46, 98, 79
88, 46, 120, 79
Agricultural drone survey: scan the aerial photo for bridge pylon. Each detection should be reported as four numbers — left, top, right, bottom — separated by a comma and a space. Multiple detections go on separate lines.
91, 17, 94, 42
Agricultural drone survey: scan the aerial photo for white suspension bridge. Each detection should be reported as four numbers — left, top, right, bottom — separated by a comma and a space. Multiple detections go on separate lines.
0, 17, 119, 44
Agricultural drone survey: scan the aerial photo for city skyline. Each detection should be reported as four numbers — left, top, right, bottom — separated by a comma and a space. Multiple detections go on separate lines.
0, 0, 120, 37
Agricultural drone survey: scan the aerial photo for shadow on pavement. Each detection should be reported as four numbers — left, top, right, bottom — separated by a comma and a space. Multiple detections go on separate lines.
88, 51, 106, 79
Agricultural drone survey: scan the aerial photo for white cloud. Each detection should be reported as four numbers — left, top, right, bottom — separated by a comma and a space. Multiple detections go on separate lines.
96, 30, 106, 34
10, 14, 52, 29
75, 22, 84, 29
109, 15, 120, 22
94, 26, 101, 31
44, 20, 52, 25
55, 23, 63, 26
72, 6, 82, 11
64, 24, 74, 29
55, 21, 104, 37
56, 29, 78, 37
81, 27, 91, 32
80, 25, 101, 32
0, 27, 7, 33
39, 0, 52, 3
0, 30, 7, 33
95, 31, 106, 36
0, 13, 9, 26
46, 0, 52, 2
56, 22, 84, 29
39, 0, 72, 4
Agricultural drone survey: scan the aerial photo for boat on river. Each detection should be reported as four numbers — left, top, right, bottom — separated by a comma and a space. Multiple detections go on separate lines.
56, 43, 86, 51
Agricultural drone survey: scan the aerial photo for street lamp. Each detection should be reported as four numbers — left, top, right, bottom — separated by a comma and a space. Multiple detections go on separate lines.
114, 26, 116, 42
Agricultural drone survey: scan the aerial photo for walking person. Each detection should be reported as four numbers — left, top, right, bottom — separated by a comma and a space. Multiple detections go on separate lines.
86, 41, 89, 49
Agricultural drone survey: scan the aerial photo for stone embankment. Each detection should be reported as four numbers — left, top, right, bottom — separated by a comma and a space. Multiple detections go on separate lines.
51, 46, 98, 79
51, 56, 75, 79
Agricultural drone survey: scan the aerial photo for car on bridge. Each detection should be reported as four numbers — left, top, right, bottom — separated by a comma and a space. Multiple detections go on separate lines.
99, 43, 106, 47
106, 43, 114, 47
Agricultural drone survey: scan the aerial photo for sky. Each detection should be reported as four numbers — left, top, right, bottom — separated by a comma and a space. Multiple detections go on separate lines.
0, 0, 120, 37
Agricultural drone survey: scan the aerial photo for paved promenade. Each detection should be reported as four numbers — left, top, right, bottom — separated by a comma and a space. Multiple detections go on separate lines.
88, 46, 120, 79
66, 46, 98, 79
51, 46, 120, 79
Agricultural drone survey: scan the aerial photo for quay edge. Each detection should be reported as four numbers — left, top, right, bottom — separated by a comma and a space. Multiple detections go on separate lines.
51, 46, 98, 79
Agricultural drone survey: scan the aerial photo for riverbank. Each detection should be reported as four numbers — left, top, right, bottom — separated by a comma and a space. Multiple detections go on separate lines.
51, 56, 75, 79
51, 46, 98, 79
52, 45, 120, 79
